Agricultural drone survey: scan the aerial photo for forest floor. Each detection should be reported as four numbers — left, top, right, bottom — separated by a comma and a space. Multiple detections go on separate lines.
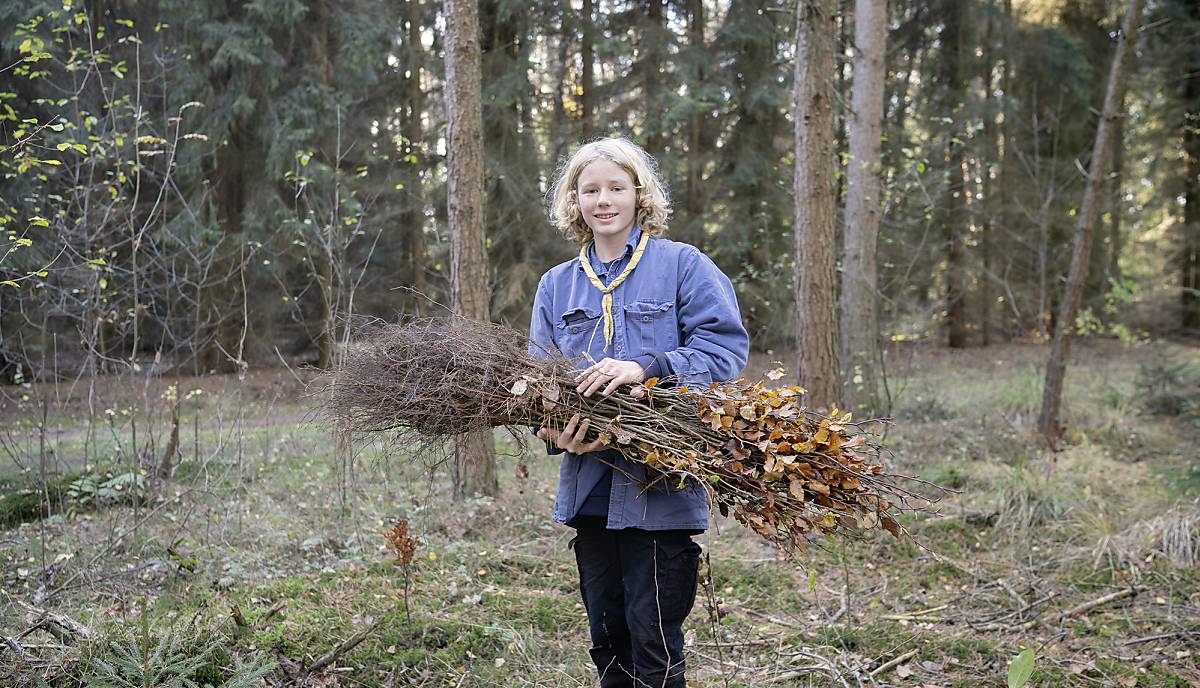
1, 338, 1199, 687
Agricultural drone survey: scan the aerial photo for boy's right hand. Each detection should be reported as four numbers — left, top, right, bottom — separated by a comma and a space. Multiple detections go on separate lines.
537, 413, 609, 453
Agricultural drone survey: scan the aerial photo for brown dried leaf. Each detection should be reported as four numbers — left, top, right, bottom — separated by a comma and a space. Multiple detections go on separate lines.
807, 481, 830, 496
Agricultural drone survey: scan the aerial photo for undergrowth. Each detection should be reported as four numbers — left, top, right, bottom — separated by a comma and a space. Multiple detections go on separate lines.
2, 340, 1198, 686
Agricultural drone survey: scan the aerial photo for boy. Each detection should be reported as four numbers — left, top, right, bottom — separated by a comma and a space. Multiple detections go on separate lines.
530, 137, 748, 687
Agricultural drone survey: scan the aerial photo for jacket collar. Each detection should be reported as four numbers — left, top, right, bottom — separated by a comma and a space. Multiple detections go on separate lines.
580, 225, 644, 278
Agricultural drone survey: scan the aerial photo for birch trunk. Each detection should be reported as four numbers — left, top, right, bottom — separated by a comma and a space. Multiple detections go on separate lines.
839, 0, 885, 416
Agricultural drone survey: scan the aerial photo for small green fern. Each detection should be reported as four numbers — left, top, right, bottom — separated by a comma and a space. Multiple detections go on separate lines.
81, 602, 274, 688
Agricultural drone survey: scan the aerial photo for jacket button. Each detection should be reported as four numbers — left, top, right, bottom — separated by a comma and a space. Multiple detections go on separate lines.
642, 316, 652, 322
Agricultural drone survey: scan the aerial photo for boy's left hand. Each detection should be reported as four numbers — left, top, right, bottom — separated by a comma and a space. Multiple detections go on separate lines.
576, 358, 645, 397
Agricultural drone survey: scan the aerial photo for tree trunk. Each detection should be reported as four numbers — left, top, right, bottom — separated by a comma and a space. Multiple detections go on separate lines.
402, 0, 427, 315
942, 0, 970, 349
1038, 0, 1144, 441
793, 0, 840, 410
839, 0, 885, 416
1181, 10, 1200, 330
203, 131, 248, 374
643, 0, 664, 157
684, 0, 706, 250
1106, 114, 1125, 298
444, 0, 497, 497
977, 2, 997, 346
313, 0, 336, 370
581, 0, 595, 139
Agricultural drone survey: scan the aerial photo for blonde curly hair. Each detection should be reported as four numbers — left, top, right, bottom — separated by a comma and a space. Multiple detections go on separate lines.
547, 137, 671, 245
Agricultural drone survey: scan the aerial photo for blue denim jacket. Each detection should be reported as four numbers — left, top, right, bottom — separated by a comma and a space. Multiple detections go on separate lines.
529, 227, 749, 531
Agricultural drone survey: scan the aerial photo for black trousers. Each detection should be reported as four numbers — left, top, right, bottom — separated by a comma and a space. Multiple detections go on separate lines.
570, 520, 702, 688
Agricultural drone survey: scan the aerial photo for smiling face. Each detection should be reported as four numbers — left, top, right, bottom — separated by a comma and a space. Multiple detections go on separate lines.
575, 158, 638, 243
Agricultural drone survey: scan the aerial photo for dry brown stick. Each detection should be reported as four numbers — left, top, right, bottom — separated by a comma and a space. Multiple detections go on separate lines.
2, 635, 36, 663
1004, 587, 1140, 633
15, 600, 94, 640
769, 650, 853, 688
868, 648, 918, 678
724, 603, 805, 630
230, 604, 248, 629
1061, 586, 1141, 619
260, 600, 287, 627
997, 577, 1028, 608
1119, 631, 1196, 646
828, 584, 848, 623
975, 592, 1058, 630
689, 648, 763, 674
302, 619, 382, 677
880, 603, 949, 621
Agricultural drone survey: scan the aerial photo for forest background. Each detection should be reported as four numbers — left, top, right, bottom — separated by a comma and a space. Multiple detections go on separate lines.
2, 0, 1197, 381
2, 0, 1200, 686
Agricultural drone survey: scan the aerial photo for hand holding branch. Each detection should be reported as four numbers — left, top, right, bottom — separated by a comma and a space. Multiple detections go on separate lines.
537, 413, 610, 453
575, 357, 646, 397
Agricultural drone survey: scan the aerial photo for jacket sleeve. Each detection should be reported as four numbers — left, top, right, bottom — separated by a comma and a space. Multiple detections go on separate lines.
529, 273, 565, 454
529, 273, 559, 359
662, 247, 749, 386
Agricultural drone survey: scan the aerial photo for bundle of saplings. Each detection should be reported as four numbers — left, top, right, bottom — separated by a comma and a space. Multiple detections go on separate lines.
321, 316, 932, 555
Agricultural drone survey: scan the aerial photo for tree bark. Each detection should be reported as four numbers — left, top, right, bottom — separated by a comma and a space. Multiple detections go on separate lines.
1106, 114, 1125, 298
313, 0, 336, 370
684, 0, 706, 250
942, 0, 970, 349
402, 0, 426, 316
793, 0, 840, 410
444, 0, 497, 497
643, 0, 664, 157
839, 0, 885, 416
581, 0, 595, 140
1181, 4, 1200, 330
1038, 0, 1144, 440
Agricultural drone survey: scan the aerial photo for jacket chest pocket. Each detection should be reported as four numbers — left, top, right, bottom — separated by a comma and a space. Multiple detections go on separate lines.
556, 307, 603, 359
623, 300, 677, 352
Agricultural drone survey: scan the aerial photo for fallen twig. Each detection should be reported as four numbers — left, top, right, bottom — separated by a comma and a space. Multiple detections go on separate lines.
772, 649, 853, 688
260, 600, 287, 627
1062, 586, 1141, 619
868, 648, 918, 678
725, 603, 805, 630
2, 635, 36, 663
828, 584, 848, 623
1119, 631, 1197, 646
15, 600, 94, 640
302, 619, 383, 677
880, 603, 948, 621
997, 578, 1028, 608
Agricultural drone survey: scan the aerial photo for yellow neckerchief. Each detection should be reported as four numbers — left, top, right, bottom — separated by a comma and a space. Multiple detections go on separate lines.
578, 230, 651, 349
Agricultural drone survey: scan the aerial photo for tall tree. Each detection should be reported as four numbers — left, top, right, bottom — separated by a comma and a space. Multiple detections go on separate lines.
581, 0, 596, 139
681, 0, 709, 250
713, 0, 792, 347
940, 0, 971, 348
401, 0, 428, 315
1038, 0, 1145, 441
793, 0, 840, 410
1180, 0, 1200, 329
444, 0, 497, 497
839, 0, 886, 416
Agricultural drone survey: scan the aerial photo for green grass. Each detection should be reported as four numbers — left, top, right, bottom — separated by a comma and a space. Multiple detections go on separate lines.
0, 468, 84, 527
